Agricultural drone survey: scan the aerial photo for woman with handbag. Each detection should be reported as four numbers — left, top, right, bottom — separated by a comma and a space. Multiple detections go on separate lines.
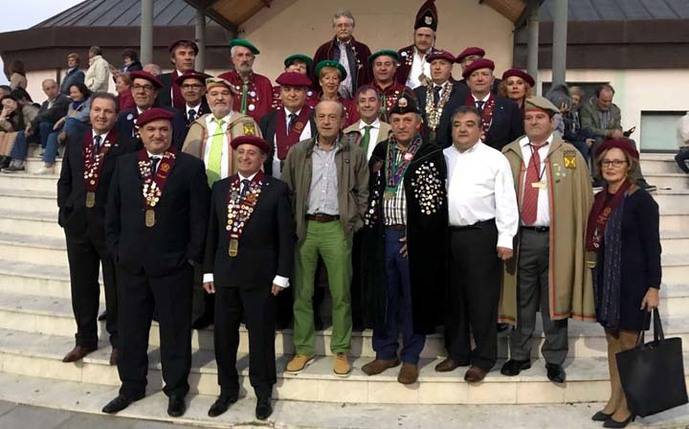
585, 138, 662, 428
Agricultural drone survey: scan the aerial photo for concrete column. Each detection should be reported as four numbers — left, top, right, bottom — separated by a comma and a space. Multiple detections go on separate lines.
195, 8, 206, 72
140, 0, 154, 65
551, 0, 568, 86
526, 0, 540, 93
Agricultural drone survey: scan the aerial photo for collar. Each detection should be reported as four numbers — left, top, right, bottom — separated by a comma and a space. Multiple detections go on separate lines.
519, 134, 554, 149
92, 129, 108, 140
175, 69, 185, 77
284, 106, 302, 116
136, 106, 149, 115
238, 171, 258, 181
209, 112, 233, 124
472, 93, 491, 103
146, 151, 163, 159
453, 140, 481, 154
359, 118, 380, 130
186, 103, 201, 112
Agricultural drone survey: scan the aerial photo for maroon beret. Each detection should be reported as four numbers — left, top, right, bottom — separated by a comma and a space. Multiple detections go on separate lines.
275, 71, 312, 88
130, 71, 163, 89
501, 68, 535, 87
136, 108, 174, 127
169, 39, 199, 54
426, 49, 455, 63
230, 135, 271, 154
596, 138, 640, 161
461, 58, 495, 79
456, 46, 485, 63
175, 70, 212, 86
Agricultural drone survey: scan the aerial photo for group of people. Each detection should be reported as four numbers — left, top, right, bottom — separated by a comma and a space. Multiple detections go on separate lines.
3, 3, 666, 427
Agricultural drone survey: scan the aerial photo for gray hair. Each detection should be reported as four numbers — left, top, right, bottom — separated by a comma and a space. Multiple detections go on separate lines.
91, 92, 119, 113
89, 46, 102, 56
315, 99, 346, 118
332, 9, 355, 27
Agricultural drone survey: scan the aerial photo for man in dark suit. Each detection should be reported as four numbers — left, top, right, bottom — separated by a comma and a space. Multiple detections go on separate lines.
446, 58, 522, 151
115, 71, 187, 150
176, 70, 211, 131
203, 135, 294, 421
414, 49, 468, 148
158, 40, 198, 109
57, 92, 134, 366
102, 108, 210, 418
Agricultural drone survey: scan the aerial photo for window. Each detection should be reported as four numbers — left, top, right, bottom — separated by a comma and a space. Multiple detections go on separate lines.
640, 111, 685, 152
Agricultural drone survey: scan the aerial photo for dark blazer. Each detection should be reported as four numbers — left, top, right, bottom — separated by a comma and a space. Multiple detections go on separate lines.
395, 45, 441, 86
115, 107, 187, 150
33, 93, 71, 127
414, 81, 469, 148
259, 108, 316, 176
204, 175, 295, 289
177, 100, 211, 128
58, 127, 134, 235
313, 36, 371, 94
157, 71, 178, 109
106, 151, 210, 276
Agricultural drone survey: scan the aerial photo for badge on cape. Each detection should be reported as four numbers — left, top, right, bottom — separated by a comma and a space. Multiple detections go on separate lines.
398, 98, 408, 108
243, 122, 256, 136
248, 104, 256, 112
564, 150, 577, 169
425, 16, 433, 25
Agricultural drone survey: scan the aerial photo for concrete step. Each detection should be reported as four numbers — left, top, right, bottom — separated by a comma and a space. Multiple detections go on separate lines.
653, 190, 689, 213
26, 157, 62, 175
640, 154, 683, 174
0, 209, 62, 240
0, 188, 56, 213
646, 173, 689, 191
5, 328, 682, 405
0, 172, 58, 193
0, 232, 66, 267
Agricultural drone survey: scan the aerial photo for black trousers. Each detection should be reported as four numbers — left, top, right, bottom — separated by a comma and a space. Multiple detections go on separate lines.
214, 286, 276, 399
65, 228, 117, 348
445, 220, 501, 371
191, 265, 214, 324
116, 264, 193, 399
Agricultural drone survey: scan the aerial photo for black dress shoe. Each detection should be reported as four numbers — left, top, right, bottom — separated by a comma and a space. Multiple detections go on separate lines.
255, 396, 273, 420
592, 410, 613, 421
603, 414, 635, 428
98, 311, 107, 321
545, 363, 566, 383
192, 314, 213, 330
208, 392, 239, 417
500, 359, 531, 376
102, 394, 141, 414
167, 395, 186, 417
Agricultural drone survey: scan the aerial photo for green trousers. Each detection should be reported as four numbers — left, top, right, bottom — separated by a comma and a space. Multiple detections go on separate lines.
293, 220, 352, 355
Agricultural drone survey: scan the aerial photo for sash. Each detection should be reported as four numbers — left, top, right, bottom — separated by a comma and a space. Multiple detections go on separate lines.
137, 147, 177, 226
384, 134, 422, 199
226, 171, 265, 256
83, 129, 117, 193
275, 107, 311, 160
465, 93, 496, 141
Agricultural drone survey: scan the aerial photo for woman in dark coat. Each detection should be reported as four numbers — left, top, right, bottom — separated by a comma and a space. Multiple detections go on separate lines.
586, 139, 661, 428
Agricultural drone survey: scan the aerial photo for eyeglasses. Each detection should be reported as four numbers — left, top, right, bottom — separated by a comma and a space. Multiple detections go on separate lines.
601, 160, 628, 168
132, 84, 155, 92
181, 84, 204, 90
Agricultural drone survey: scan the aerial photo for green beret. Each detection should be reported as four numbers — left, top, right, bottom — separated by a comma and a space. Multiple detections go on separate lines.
368, 49, 400, 65
314, 60, 347, 80
229, 38, 260, 55
284, 54, 313, 69
524, 95, 560, 116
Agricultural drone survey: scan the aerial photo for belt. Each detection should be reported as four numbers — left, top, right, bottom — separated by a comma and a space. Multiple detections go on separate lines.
521, 225, 549, 233
385, 224, 406, 231
449, 218, 495, 231
305, 213, 340, 223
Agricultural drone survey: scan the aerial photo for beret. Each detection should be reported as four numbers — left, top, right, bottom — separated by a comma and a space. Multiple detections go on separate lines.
137, 108, 174, 127
314, 60, 347, 80
389, 93, 420, 116
229, 38, 260, 55
130, 71, 163, 89
205, 77, 235, 92
175, 70, 212, 86
461, 58, 495, 79
231, 135, 270, 154
275, 71, 312, 88
369, 50, 401, 66
168, 39, 199, 54
501, 68, 535, 87
596, 138, 640, 160
426, 49, 455, 63
524, 95, 560, 116
456, 46, 485, 63
284, 54, 313, 69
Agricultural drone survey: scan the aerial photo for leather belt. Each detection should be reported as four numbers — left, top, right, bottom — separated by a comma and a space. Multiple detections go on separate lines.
305, 213, 340, 223
385, 224, 406, 231
521, 225, 550, 233
449, 218, 495, 231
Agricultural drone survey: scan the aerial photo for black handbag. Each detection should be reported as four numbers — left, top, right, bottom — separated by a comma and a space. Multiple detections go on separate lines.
616, 309, 688, 417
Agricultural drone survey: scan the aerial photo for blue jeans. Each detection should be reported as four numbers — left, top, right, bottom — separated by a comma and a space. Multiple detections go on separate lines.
43, 119, 88, 164
372, 227, 425, 364
38, 121, 52, 149
9, 129, 40, 161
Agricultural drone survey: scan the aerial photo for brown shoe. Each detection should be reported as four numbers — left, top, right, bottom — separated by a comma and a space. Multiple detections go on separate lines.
434, 358, 468, 372
397, 363, 419, 385
285, 354, 315, 373
333, 353, 351, 377
361, 358, 401, 376
62, 345, 97, 363
464, 366, 488, 383
109, 348, 119, 366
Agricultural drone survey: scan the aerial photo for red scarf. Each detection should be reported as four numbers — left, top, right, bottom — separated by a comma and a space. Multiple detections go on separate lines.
585, 179, 632, 251
465, 93, 496, 141
275, 107, 311, 160
83, 129, 117, 192
137, 147, 177, 210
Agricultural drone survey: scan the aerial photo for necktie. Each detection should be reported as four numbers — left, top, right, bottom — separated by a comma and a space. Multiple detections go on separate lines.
433, 86, 442, 104
521, 144, 544, 225
240, 81, 249, 114
476, 100, 485, 112
240, 179, 251, 197
150, 157, 160, 174
93, 135, 102, 154
188, 109, 196, 123
207, 118, 225, 186
288, 113, 298, 133
360, 125, 372, 157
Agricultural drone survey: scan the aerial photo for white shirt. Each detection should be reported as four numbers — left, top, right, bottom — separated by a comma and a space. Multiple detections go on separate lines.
357, 118, 381, 161
445, 142, 519, 249
186, 103, 201, 119
405, 47, 431, 89
146, 151, 163, 173
472, 92, 491, 107
272, 107, 312, 180
204, 112, 233, 180
202, 170, 290, 288
518, 135, 553, 227
92, 130, 107, 146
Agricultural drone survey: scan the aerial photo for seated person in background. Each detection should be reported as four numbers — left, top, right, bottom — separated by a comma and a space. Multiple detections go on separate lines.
676, 112, 689, 174
115, 73, 136, 112
0, 93, 39, 169
120, 49, 143, 74
0, 86, 11, 98
60, 53, 85, 95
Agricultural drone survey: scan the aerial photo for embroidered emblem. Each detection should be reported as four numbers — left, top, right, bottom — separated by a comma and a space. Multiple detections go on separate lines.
243, 122, 256, 136
564, 151, 577, 169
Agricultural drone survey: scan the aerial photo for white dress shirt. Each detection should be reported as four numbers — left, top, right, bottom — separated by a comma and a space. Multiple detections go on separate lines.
406, 47, 431, 89
186, 103, 202, 120
357, 118, 381, 161
272, 107, 312, 180
203, 170, 290, 288
204, 112, 233, 180
445, 141, 519, 249
518, 135, 553, 227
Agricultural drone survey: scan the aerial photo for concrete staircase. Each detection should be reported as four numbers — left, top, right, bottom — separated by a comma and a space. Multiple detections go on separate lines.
0, 151, 688, 422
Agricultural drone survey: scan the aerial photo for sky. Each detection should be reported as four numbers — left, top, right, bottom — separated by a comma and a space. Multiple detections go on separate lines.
0, 0, 84, 84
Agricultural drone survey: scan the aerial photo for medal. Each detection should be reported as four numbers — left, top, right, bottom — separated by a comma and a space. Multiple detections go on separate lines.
228, 238, 238, 257
85, 191, 96, 208
145, 209, 155, 227
531, 180, 547, 189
